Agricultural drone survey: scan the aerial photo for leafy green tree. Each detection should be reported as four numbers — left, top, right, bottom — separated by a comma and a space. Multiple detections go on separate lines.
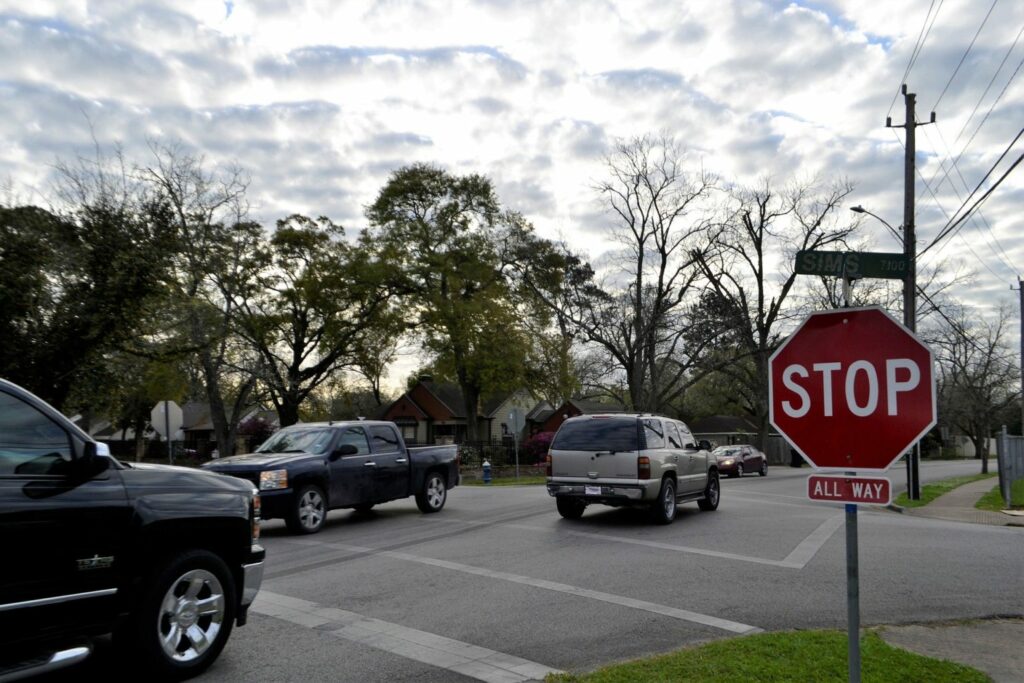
0, 154, 173, 408
235, 214, 391, 426
365, 164, 537, 441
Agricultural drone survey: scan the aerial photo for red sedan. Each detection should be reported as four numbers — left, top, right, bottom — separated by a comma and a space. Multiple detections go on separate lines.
712, 445, 767, 478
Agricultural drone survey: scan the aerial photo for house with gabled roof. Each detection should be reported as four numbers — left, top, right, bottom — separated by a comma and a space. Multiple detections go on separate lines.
539, 398, 627, 433
381, 376, 544, 444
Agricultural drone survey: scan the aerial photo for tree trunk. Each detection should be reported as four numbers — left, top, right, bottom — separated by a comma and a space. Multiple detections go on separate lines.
462, 383, 481, 443
277, 400, 300, 428
132, 415, 146, 462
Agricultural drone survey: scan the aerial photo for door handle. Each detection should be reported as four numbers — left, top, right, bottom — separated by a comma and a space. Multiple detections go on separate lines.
395, 458, 408, 464
363, 461, 376, 467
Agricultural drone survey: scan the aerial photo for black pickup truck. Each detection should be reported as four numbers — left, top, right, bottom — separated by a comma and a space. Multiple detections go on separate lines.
0, 379, 264, 682
202, 421, 460, 534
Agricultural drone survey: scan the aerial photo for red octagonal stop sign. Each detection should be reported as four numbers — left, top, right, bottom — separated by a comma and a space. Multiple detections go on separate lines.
769, 306, 936, 472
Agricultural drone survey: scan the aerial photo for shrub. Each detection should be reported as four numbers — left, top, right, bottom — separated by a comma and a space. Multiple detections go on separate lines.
524, 431, 554, 464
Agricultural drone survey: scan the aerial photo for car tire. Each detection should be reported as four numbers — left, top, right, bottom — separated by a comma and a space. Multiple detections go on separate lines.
556, 496, 585, 520
650, 477, 677, 525
759, 461, 768, 477
123, 549, 236, 680
698, 471, 720, 511
416, 472, 447, 513
286, 484, 327, 534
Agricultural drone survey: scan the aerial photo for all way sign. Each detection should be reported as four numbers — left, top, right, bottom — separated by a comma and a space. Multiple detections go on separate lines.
807, 475, 891, 506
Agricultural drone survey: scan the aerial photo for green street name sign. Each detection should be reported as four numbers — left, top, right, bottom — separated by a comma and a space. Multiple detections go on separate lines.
795, 250, 908, 280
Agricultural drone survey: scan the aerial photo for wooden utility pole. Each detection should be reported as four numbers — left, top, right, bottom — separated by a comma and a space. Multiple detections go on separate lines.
887, 84, 935, 499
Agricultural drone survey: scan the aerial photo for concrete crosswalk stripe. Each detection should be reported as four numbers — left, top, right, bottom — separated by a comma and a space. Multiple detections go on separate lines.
250, 590, 560, 682
289, 540, 761, 635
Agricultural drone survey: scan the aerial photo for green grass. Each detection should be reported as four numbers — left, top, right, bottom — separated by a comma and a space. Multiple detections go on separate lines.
545, 629, 988, 683
894, 473, 996, 508
975, 479, 1024, 511
462, 475, 547, 486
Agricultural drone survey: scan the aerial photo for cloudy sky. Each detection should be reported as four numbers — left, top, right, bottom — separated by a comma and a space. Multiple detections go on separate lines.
2, 1, 1022, 336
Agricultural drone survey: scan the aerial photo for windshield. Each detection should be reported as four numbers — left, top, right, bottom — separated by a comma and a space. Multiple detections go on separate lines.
255, 427, 334, 455
713, 447, 740, 457
551, 418, 639, 452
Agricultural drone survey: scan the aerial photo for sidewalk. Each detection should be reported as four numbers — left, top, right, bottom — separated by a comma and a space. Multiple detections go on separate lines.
893, 476, 1024, 527
879, 474, 1024, 682
879, 619, 1024, 683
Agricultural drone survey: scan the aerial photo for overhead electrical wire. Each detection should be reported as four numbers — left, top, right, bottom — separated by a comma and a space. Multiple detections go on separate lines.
932, 0, 999, 111
927, 123, 1018, 272
925, 23, 1024, 195
920, 143, 1024, 258
911, 129, 1016, 282
889, 0, 944, 117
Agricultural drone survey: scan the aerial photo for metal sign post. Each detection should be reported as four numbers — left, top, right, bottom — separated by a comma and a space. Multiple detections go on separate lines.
150, 401, 183, 466
846, 498, 860, 683
165, 401, 172, 465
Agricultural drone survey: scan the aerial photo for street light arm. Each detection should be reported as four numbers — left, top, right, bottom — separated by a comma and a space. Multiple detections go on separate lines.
849, 206, 902, 242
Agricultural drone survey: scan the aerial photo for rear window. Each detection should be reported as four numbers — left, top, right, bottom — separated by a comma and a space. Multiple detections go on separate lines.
551, 418, 639, 452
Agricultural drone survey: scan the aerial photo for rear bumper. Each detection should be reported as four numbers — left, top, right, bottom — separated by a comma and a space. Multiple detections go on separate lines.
546, 482, 654, 504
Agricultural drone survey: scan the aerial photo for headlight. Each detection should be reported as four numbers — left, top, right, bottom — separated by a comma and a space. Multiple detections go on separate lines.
722, 459, 734, 466
259, 469, 289, 490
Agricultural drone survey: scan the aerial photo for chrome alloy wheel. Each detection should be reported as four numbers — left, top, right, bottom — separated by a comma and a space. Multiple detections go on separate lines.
708, 476, 720, 506
662, 480, 676, 520
426, 476, 446, 509
299, 488, 325, 530
157, 569, 226, 662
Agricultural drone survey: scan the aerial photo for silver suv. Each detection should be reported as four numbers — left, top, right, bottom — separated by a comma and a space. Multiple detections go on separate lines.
545, 414, 720, 524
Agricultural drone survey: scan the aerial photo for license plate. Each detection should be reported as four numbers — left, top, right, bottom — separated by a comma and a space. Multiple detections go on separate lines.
585, 485, 601, 496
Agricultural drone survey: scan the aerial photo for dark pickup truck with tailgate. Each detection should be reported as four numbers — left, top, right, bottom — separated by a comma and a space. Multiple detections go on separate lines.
202, 421, 459, 534
0, 379, 264, 682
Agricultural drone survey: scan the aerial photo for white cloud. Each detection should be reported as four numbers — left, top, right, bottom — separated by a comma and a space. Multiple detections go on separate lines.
1, 0, 1022, 381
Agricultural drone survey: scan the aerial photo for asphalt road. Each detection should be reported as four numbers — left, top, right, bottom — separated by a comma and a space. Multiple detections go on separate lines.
54, 458, 1022, 682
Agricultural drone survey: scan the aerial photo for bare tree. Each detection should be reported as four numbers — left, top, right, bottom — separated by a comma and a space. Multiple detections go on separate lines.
930, 304, 1020, 472
522, 135, 718, 412
142, 141, 260, 457
692, 177, 856, 449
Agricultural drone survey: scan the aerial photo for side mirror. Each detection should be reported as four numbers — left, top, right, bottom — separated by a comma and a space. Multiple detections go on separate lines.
330, 443, 359, 460
698, 440, 712, 451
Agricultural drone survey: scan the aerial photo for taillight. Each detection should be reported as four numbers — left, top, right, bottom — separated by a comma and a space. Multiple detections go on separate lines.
638, 456, 651, 480
545, 453, 552, 477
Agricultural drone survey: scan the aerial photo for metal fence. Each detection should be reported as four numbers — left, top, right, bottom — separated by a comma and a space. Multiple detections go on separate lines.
996, 426, 1024, 508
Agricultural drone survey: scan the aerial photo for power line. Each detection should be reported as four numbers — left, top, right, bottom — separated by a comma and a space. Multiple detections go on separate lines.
917, 122, 1018, 277
929, 123, 1018, 272
931, 125, 1024, 238
921, 145, 1024, 257
933, 0, 999, 111
943, 48, 1024, 185
889, 0, 944, 116
926, 23, 1024, 194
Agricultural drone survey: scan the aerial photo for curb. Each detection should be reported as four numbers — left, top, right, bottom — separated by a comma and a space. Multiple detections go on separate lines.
886, 503, 905, 514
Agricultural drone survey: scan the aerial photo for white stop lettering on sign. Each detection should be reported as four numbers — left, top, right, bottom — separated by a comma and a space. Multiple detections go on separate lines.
781, 358, 920, 418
